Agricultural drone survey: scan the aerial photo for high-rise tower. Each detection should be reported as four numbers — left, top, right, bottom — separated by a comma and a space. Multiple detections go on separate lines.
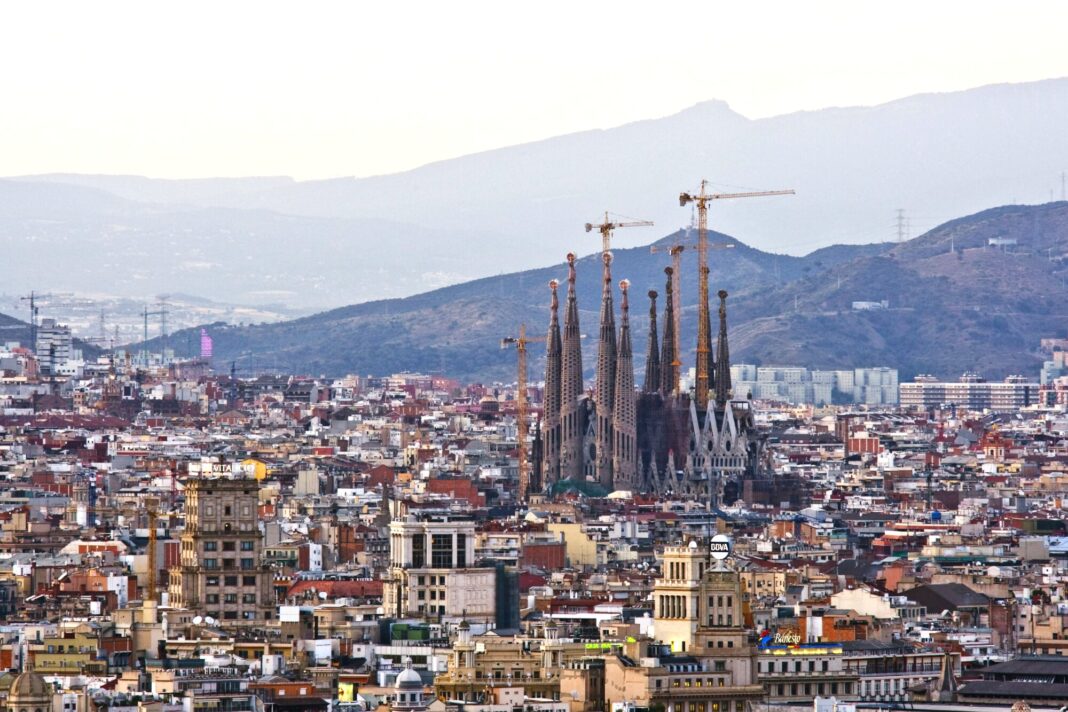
169, 477, 274, 625
542, 280, 562, 486
612, 280, 637, 489
642, 290, 660, 394
559, 254, 585, 481
594, 252, 617, 485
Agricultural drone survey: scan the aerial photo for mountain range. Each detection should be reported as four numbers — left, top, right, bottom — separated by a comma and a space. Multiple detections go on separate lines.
3, 78, 1068, 310
127, 202, 1068, 383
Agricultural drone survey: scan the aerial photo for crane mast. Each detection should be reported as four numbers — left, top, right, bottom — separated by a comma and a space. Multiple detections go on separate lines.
501, 325, 545, 503
145, 496, 160, 603
679, 182, 794, 410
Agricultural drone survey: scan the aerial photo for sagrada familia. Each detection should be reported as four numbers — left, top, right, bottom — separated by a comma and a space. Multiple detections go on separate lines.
537, 248, 766, 506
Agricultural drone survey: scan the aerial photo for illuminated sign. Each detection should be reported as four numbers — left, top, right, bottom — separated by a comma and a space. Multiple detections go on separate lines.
758, 629, 842, 655
584, 642, 623, 651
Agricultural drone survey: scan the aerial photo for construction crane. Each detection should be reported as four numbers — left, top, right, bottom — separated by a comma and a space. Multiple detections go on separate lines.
145, 496, 160, 603
17, 292, 95, 352
18, 291, 46, 349
501, 323, 547, 503
679, 181, 794, 408
585, 212, 654, 254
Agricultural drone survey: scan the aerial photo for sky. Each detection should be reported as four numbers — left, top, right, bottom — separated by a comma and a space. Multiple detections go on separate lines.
3, 0, 1068, 180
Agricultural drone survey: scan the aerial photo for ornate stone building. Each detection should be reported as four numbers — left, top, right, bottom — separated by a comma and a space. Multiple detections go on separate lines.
168, 476, 275, 624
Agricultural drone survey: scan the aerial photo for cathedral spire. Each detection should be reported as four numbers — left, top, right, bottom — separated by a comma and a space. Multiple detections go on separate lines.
594, 251, 617, 486
714, 289, 732, 408
612, 280, 637, 490
559, 254, 584, 481
542, 279, 562, 485
642, 290, 660, 393
660, 267, 679, 396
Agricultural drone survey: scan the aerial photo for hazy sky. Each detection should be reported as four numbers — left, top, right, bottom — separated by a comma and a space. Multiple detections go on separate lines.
3, 0, 1067, 180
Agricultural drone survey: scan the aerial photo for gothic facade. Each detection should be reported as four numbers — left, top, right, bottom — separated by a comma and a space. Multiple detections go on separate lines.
540, 253, 767, 505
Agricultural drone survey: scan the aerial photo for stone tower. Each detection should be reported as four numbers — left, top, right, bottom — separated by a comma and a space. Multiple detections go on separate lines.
542, 279, 562, 486
659, 267, 678, 396
593, 252, 617, 486
612, 280, 637, 490
642, 290, 660, 394
559, 253, 585, 481
714, 290, 732, 408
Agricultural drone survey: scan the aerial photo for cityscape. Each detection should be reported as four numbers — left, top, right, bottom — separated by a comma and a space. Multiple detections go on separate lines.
3, 5, 1068, 712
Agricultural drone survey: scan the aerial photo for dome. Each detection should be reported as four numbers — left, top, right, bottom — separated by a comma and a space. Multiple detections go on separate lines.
395, 664, 423, 690
9, 669, 49, 700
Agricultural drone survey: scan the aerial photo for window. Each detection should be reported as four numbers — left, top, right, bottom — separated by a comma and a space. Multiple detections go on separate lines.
225, 593, 238, 603
207, 576, 220, 586
224, 506, 232, 516
223, 541, 236, 551
243, 576, 257, 587
225, 576, 238, 586
206, 594, 219, 604
412, 536, 426, 568
224, 611, 238, 620
241, 558, 255, 570
417, 576, 425, 585
714, 661, 726, 672
457, 533, 467, 567
204, 542, 218, 551
204, 558, 218, 569
241, 541, 254, 551
432, 534, 452, 568
242, 593, 256, 604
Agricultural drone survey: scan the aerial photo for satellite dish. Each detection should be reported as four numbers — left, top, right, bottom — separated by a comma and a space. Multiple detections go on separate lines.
319, 591, 328, 600
205, 616, 217, 625
193, 616, 203, 625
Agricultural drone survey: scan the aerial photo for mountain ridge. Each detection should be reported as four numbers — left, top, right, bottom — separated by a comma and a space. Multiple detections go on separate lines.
112, 202, 1068, 383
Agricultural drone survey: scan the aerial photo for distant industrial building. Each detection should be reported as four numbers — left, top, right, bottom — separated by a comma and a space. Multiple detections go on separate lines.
730, 365, 898, 406
900, 373, 1040, 411
35, 318, 73, 376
